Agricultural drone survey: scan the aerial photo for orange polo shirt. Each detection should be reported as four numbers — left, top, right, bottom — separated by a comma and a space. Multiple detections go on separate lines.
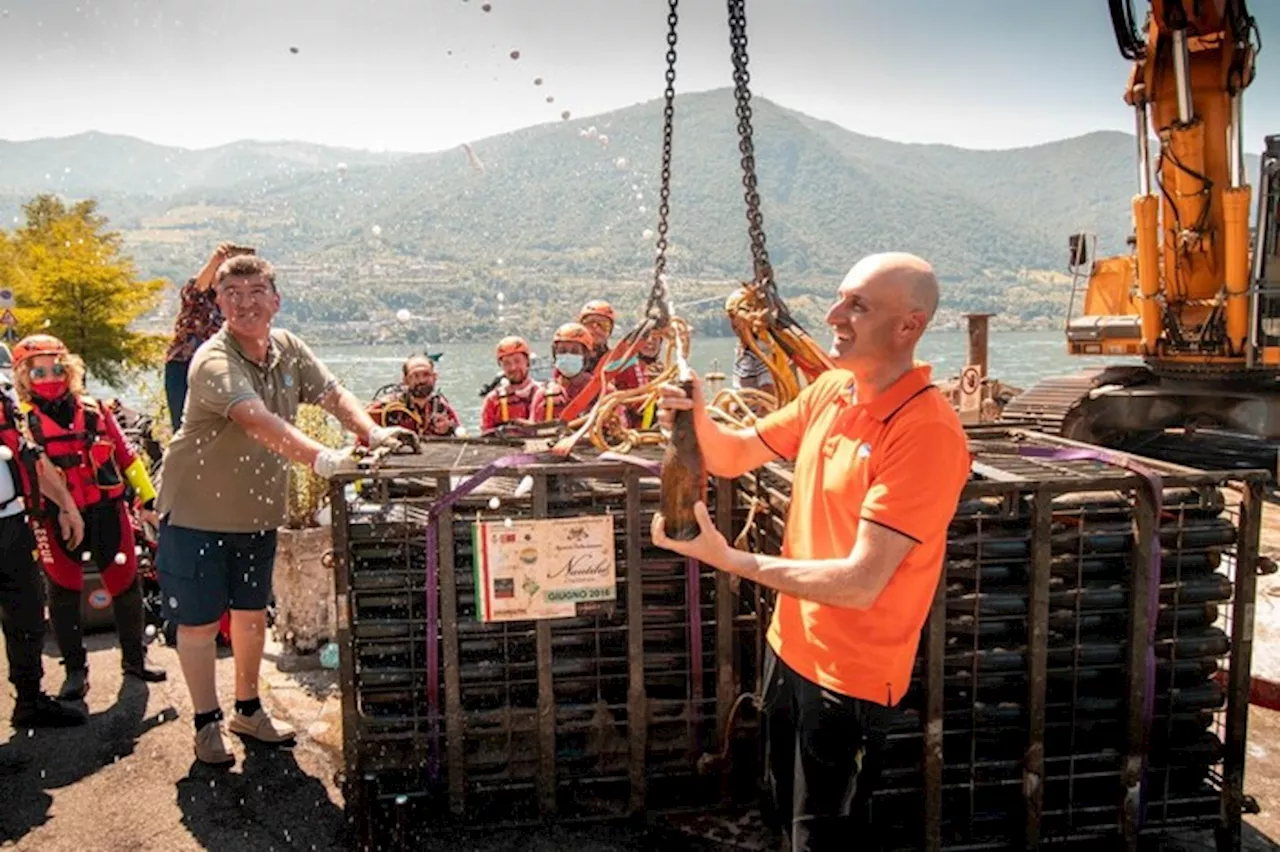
754, 364, 970, 706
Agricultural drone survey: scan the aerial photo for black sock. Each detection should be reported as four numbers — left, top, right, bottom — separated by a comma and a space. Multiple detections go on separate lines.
235, 698, 261, 717
194, 708, 223, 732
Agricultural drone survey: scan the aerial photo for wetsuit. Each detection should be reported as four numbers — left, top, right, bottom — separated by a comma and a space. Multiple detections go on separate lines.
25, 392, 158, 688
530, 371, 595, 422
367, 389, 461, 438
480, 378, 541, 433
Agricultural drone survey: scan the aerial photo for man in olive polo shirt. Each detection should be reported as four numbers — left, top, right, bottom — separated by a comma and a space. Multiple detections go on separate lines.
157, 254, 414, 767
653, 253, 971, 851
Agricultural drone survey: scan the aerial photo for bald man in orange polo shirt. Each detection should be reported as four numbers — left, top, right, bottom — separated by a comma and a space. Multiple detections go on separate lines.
654, 253, 970, 851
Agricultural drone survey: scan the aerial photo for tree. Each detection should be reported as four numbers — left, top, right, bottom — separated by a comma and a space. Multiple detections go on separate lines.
2, 195, 166, 387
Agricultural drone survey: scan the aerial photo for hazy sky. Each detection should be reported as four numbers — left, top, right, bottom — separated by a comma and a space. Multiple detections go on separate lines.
1, 0, 1277, 153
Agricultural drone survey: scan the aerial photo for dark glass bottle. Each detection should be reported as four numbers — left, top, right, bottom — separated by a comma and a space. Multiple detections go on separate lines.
661, 380, 707, 541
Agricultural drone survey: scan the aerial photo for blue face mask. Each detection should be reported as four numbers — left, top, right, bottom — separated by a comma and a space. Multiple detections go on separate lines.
555, 353, 584, 377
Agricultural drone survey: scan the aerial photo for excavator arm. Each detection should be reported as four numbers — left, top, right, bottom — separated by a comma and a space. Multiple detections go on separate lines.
1070, 1, 1261, 363
1003, 4, 1280, 473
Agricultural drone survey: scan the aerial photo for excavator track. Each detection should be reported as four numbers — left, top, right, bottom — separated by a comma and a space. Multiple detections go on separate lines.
999, 369, 1280, 484
996, 369, 1109, 437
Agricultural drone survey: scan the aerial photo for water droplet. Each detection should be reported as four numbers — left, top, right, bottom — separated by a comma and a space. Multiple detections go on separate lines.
145, 624, 157, 638
615, 157, 628, 169
503, 517, 513, 528
546, 95, 555, 103
169, 597, 179, 609
396, 308, 412, 322
395, 794, 409, 805
643, 229, 654, 240
533, 77, 543, 85
488, 496, 500, 510
481, 2, 491, 10
114, 552, 127, 565
509, 49, 520, 60
561, 110, 571, 121
81, 551, 91, 562
371, 224, 382, 237
638, 205, 647, 214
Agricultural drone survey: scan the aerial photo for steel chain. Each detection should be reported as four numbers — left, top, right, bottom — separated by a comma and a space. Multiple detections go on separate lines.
647, 0, 680, 327
727, 0, 773, 289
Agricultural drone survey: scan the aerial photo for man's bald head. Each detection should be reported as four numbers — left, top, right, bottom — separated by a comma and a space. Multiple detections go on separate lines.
826, 252, 940, 372
841, 252, 939, 324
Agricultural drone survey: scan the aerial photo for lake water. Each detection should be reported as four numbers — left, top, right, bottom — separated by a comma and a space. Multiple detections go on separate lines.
99, 329, 1135, 430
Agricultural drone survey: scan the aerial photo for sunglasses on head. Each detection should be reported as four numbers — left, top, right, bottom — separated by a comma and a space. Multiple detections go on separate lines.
30, 364, 66, 380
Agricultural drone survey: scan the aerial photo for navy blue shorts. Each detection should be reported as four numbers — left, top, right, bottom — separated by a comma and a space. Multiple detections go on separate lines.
156, 519, 278, 626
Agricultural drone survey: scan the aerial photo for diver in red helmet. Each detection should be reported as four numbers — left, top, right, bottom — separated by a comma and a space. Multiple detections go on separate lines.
578, 300, 615, 372
531, 323, 599, 422
12, 334, 167, 701
480, 336, 542, 434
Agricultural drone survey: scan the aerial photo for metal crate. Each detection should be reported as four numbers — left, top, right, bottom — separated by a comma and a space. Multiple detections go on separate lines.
329, 443, 762, 849
732, 427, 1264, 852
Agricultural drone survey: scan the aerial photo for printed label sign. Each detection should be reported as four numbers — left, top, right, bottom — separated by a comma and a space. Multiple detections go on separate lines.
473, 515, 616, 622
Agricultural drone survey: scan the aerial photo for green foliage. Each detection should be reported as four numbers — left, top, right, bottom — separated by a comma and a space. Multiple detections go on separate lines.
2, 194, 166, 387
285, 404, 345, 529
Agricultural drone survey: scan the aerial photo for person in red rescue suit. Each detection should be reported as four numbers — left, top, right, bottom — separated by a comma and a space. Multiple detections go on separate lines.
531, 323, 599, 422
578, 300, 615, 373
0, 382, 90, 727
367, 354, 460, 439
12, 335, 167, 701
480, 336, 542, 434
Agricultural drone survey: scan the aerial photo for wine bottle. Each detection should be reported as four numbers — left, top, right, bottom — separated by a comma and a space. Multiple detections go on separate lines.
661, 379, 707, 541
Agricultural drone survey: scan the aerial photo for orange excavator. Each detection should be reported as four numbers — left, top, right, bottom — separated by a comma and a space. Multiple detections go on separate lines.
1002, 0, 1280, 473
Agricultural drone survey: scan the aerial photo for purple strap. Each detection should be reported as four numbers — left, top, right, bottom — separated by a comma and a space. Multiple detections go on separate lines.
599, 451, 662, 476
1019, 446, 1163, 827
420, 451, 545, 782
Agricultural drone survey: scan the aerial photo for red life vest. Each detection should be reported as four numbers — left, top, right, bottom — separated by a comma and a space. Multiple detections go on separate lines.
488, 380, 537, 425
26, 397, 126, 510
0, 393, 40, 512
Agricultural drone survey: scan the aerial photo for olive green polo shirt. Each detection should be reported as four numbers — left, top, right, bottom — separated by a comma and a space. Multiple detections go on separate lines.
157, 326, 338, 532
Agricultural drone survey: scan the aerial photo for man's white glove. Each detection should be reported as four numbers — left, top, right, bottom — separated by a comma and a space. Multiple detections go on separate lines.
368, 425, 421, 453
312, 447, 361, 479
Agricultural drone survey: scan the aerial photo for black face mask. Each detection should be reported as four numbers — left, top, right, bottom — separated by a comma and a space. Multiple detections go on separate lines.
408, 382, 435, 398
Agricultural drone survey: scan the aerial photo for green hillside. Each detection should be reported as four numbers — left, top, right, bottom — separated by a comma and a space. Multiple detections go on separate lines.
9, 88, 1254, 339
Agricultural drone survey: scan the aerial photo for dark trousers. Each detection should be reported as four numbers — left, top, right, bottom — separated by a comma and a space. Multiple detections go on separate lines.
164, 358, 189, 433
761, 647, 896, 852
0, 513, 46, 703
47, 578, 147, 672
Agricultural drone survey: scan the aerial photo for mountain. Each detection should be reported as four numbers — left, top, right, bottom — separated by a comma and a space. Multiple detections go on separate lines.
0, 131, 405, 198
2, 89, 1262, 338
